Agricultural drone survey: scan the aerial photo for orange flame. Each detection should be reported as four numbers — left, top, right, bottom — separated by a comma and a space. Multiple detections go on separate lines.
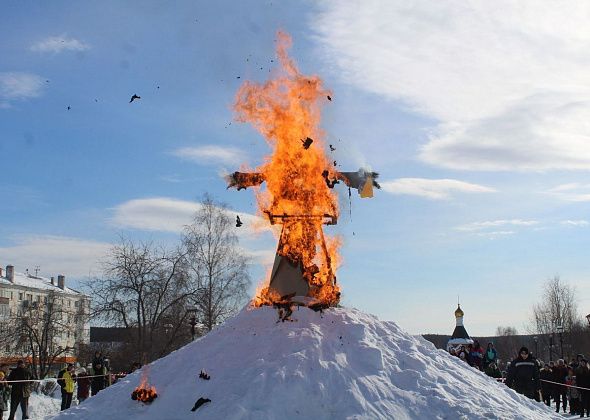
131, 369, 158, 403
235, 31, 341, 306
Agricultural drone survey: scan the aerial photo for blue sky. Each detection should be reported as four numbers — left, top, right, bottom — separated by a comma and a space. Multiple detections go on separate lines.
2, 0, 590, 335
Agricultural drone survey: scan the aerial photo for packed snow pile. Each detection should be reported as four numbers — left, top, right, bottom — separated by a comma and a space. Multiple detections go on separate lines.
52, 306, 557, 419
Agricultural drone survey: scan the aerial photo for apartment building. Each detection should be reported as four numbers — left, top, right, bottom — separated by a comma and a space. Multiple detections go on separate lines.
0, 264, 91, 363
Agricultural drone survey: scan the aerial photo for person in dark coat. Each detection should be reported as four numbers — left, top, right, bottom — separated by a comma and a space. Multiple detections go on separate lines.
484, 362, 502, 379
91, 361, 107, 396
76, 368, 91, 403
552, 359, 568, 413
6, 360, 31, 420
539, 363, 553, 406
576, 359, 590, 417
505, 346, 540, 401
0, 364, 10, 420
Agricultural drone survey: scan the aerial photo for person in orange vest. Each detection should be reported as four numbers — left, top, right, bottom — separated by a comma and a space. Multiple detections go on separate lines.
57, 364, 76, 411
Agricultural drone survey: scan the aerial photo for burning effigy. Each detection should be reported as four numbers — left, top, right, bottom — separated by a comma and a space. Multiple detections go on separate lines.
228, 31, 379, 309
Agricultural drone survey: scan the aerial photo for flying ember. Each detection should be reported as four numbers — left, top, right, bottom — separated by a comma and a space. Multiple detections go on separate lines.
228, 31, 379, 308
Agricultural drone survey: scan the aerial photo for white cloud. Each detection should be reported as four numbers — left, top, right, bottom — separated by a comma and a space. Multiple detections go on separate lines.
110, 197, 276, 264
456, 219, 538, 232
547, 183, 590, 202
313, 1, 590, 171
380, 178, 495, 200
0, 235, 111, 278
170, 146, 245, 166
560, 220, 589, 227
110, 197, 272, 235
0, 72, 44, 106
477, 231, 516, 239
31, 35, 90, 53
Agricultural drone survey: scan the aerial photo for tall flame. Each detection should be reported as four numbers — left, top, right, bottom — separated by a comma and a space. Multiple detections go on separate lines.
234, 31, 341, 305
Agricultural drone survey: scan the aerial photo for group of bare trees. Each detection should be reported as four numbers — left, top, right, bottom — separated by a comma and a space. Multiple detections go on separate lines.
0, 292, 78, 379
530, 276, 590, 361
87, 195, 251, 364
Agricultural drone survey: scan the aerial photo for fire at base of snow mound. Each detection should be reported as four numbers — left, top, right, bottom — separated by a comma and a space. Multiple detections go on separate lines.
52, 307, 556, 420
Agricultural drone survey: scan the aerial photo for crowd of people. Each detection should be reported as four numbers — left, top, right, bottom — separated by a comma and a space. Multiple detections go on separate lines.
449, 342, 590, 417
0, 352, 142, 419
449, 340, 502, 377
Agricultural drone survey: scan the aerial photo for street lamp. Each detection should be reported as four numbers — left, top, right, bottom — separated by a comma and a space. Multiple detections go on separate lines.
533, 336, 538, 358
556, 325, 564, 359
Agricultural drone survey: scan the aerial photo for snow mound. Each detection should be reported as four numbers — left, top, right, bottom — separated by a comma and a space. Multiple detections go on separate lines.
51, 306, 557, 419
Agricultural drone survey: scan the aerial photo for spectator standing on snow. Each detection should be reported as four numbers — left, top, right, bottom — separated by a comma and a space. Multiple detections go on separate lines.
484, 362, 502, 379
483, 343, 497, 370
456, 346, 468, 362
76, 368, 91, 403
576, 359, 590, 417
91, 360, 107, 395
566, 367, 580, 416
6, 360, 31, 420
573, 354, 585, 370
506, 347, 541, 401
0, 364, 10, 420
57, 364, 76, 411
539, 363, 553, 406
552, 359, 568, 414
470, 341, 485, 371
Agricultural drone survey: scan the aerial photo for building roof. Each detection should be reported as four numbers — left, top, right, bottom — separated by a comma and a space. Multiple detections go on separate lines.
90, 327, 132, 343
451, 325, 470, 339
0, 270, 85, 296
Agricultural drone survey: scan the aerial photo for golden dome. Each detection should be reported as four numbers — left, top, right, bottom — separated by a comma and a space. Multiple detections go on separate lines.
454, 304, 464, 318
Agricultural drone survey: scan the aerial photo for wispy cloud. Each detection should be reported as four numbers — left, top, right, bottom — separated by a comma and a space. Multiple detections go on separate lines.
314, 1, 590, 171
170, 145, 245, 166
30, 35, 90, 53
0, 235, 111, 278
546, 183, 590, 202
0, 72, 44, 106
380, 178, 495, 200
456, 219, 538, 232
477, 230, 516, 239
110, 197, 271, 236
560, 220, 589, 227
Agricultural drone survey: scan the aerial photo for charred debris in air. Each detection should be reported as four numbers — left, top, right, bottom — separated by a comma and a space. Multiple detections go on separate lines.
191, 397, 211, 412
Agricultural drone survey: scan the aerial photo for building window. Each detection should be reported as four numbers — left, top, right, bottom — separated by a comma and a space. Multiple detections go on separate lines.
18, 293, 23, 301
75, 301, 79, 307
67, 300, 71, 307
44, 296, 47, 303
10, 292, 13, 300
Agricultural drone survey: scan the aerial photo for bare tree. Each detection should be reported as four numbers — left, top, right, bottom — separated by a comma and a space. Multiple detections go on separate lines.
88, 238, 195, 362
182, 195, 251, 332
0, 291, 76, 379
531, 276, 581, 360
494, 326, 521, 361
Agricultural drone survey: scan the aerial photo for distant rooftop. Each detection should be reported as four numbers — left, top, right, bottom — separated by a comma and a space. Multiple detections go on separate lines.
0, 269, 85, 296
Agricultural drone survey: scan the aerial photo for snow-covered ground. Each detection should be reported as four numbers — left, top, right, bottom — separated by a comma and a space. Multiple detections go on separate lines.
50, 305, 561, 419
4, 390, 61, 420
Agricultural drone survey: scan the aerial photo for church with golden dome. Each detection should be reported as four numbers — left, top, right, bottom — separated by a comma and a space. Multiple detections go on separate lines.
446, 303, 474, 351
